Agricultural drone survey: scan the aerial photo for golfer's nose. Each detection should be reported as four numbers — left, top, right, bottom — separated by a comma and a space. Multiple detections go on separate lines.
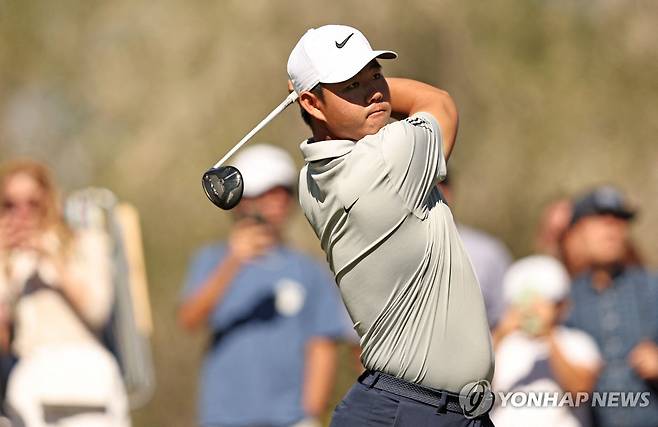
367, 87, 383, 105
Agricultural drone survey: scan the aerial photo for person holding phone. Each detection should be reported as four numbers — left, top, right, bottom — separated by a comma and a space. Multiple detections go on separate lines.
179, 144, 353, 427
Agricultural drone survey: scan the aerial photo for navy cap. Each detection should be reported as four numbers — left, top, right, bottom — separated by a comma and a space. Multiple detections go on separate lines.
570, 186, 636, 225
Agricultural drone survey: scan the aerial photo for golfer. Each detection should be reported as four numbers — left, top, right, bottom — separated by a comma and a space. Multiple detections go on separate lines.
287, 25, 495, 426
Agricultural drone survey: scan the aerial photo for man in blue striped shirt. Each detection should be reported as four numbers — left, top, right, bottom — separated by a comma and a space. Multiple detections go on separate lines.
566, 186, 658, 427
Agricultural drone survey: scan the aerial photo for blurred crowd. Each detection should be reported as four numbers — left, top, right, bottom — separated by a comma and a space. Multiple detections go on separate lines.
0, 160, 153, 426
1, 153, 657, 427
0, 161, 129, 426
489, 185, 658, 427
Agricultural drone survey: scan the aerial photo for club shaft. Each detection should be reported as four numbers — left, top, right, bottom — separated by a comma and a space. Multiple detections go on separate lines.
212, 91, 299, 169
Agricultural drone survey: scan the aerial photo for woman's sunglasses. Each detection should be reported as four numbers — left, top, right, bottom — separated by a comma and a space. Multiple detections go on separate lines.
1, 198, 43, 213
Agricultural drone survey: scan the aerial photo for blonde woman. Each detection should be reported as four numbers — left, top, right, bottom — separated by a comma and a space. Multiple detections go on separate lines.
0, 160, 129, 427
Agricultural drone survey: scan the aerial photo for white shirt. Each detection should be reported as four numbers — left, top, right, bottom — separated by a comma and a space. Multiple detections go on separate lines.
0, 229, 113, 357
492, 327, 603, 427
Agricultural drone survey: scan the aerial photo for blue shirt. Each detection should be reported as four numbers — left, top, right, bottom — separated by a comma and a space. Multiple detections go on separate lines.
566, 267, 658, 427
182, 243, 350, 427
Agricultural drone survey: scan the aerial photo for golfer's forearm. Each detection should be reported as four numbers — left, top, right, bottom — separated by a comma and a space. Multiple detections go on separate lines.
178, 254, 242, 331
303, 338, 338, 417
387, 77, 459, 160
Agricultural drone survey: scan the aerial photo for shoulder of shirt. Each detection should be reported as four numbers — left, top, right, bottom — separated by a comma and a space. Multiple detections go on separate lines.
497, 330, 533, 351
554, 326, 600, 354
571, 271, 592, 285
556, 325, 592, 341
458, 224, 511, 255
193, 242, 227, 261
404, 111, 438, 127
358, 112, 440, 144
623, 266, 651, 279
458, 224, 498, 245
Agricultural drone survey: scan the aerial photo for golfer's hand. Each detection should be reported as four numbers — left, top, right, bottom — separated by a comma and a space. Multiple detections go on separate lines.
228, 219, 275, 263
629, 340, 658, 381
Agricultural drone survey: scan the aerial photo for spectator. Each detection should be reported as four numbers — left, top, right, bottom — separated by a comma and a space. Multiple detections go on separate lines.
0, 160, 129, 426
492, 255, 602, 427
565, 186, 658, 427
439, 176, 512, 327
535, 198, 572, 258
534, 198, 591, 277
178, 144, 351, 427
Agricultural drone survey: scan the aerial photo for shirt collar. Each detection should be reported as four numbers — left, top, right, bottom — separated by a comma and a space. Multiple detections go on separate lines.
299, 138, 356, 162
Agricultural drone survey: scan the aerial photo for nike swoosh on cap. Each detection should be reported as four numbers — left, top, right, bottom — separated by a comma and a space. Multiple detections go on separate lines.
335, 33, 355, 49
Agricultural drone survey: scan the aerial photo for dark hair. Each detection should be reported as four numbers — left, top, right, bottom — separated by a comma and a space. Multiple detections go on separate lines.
300, 84, 324, 127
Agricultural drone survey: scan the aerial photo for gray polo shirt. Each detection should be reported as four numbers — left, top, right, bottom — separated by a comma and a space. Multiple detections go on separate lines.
298, 112, 494, 392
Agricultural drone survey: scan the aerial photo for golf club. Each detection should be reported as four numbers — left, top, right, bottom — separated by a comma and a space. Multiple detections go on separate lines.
202, 91, 299, 210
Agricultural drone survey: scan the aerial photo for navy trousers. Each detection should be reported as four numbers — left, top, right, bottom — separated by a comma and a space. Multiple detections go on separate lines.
329, 374, 495, 427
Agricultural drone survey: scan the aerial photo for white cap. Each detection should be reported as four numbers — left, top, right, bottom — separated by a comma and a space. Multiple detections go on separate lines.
232, 144, 297, 198
287, 25, 397, 94
503, 255, 570, 304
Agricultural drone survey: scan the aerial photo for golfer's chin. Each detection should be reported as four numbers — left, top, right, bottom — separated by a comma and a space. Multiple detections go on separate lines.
363, 111, 391, 135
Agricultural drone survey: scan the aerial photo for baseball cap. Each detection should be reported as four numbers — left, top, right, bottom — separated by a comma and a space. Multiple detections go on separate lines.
232, 144, 296, 198
287, 25, 397, 94
570, 186, 636, 226
503, 255, 570, 304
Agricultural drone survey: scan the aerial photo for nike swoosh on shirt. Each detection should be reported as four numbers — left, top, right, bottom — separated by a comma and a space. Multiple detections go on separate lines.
335, 33, 355, 49
343, 197, 359, 214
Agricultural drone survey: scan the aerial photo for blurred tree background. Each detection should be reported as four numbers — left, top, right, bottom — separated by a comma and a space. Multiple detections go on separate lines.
1, 0, 657, 425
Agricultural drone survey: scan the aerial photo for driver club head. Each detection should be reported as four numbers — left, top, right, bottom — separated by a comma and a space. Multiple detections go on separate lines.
202, 166, 244, 210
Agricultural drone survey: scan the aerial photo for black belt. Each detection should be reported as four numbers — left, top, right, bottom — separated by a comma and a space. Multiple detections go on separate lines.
359, 370, 465, 415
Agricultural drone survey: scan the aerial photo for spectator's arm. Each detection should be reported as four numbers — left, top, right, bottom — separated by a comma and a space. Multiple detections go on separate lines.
178, 220, 275, 331
351, 343, 364, 374
58, 230, 113, 329
0, 308, 10, 353
387, 78, 459, 161
548, 331, 600, 394
0, 264, 13, 352
303, 337, 338, 418
491, 307, 521, 349
300, 259, 351, 417
177, 253, 242, 331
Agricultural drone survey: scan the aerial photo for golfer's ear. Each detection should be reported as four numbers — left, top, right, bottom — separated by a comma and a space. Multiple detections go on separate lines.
299, 91, 326, 122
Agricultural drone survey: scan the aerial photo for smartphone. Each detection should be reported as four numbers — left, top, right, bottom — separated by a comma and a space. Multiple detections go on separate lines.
237, 211, 268, 225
